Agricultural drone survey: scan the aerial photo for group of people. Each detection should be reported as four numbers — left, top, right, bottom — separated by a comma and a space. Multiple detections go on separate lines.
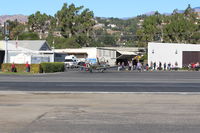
188, 62, 200, 69
11, 62, 30, 72
150, 62, 176, 71
117, 61, 143, 71
117, 60, 200, 71
117, 60, 180, 72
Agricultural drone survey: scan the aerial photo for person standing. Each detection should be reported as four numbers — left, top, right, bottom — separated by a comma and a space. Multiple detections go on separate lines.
159, 62, 162, 70
145, 63, 149, 71
137, 62, 142, 72
122, 62, 125, 70
164, 62, 167, 71
11, 62, 16, 72
150, 61, 153, 70
167, 62, 171, 71
131, 60, 134, 71
25, 62, 30, 72
117, 62, 121, 71
153, 62, 156, 70
128, 61, 132, 71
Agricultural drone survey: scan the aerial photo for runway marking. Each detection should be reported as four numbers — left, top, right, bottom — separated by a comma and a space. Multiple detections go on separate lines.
1, 91, 200, 95
57, 84, 200, 88
1, 80, 200, 83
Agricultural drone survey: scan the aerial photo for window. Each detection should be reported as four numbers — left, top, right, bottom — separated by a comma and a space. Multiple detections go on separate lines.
65, 59, 74, 62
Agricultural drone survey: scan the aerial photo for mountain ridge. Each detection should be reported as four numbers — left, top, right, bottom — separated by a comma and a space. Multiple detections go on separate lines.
0, 14, 28, 25
144, 6, 200, 16
0, 6, 199, 24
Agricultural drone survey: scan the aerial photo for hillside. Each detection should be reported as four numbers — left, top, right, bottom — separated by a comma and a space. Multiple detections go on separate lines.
0, 6, 199, 25
0, 14, 28, 25
143, 7, 200, 16
194, 7, 200, 12
0, 5, 199, 47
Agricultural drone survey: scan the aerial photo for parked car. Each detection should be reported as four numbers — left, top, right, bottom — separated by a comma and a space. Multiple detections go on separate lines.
77, 61, 86, 67
64, 55, 78, 68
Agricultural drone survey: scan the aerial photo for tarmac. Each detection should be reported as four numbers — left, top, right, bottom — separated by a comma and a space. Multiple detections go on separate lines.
1, 71, 200, 133
1, 93, 200, 133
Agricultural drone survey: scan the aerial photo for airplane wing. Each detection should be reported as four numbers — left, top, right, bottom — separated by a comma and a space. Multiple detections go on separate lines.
94, 65, 117, 72
78, 63, 117, 73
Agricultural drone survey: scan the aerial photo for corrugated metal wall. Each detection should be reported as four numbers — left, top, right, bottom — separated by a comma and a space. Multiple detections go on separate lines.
182, 51, 200, 67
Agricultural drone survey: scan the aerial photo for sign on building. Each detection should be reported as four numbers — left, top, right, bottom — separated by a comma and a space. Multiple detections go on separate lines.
31, 56, 50, 64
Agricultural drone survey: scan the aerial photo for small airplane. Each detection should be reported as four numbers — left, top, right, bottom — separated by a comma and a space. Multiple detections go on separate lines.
79, 58, 116, 73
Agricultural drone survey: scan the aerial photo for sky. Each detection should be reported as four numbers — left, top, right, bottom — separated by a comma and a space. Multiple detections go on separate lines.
0, 0, 200, 18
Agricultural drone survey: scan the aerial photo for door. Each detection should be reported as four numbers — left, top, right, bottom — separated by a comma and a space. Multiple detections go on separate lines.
182, 51, 200, 67
0, 51, 5, 64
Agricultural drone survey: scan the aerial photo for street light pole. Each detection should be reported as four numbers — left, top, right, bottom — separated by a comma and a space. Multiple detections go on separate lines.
52, 39, 55, 62
4, 22, 9, 63
4, 36, 8, 63
52, 46, 55, 62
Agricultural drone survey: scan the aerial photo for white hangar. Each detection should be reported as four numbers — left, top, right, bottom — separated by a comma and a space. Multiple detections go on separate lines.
148, 42, 200, 68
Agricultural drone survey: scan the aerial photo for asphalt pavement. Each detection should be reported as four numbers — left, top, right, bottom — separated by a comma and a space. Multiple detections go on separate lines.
1, 71, 200, 133
1, 93, 200, 133
0, 71, 200, 92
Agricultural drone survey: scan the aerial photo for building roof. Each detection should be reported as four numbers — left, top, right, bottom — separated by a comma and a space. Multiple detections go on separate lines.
117, 50, 137, 56
116, 50, 137, 59
99, 47, 146, 52
0, 40, 51, 51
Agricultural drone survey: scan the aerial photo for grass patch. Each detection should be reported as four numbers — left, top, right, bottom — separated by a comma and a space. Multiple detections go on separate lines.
0, 71, 37, 75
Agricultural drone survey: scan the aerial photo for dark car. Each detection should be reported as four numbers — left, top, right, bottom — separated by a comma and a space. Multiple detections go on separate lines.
77, 61, 86, 66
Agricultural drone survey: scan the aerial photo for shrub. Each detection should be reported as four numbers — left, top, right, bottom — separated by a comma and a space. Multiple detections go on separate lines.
181, 66, 189, 71
18, 32, 40, 40
41, 62, 64, 73
1, 63, 41, 73
1, 63, 64, 73
30, 64, 42, 73
2, 63, 13, 72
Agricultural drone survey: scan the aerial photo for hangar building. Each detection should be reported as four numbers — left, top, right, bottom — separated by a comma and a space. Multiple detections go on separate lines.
148, 42, 200, 68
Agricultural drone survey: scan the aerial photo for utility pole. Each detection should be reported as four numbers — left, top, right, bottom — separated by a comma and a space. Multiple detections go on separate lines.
160, 29, 163, 42
4, 22, 9, 63
52, 39, 55, 62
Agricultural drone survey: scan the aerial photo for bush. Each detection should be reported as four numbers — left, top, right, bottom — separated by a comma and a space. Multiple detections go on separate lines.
181, 66, 189, 71
47, 36, 80, 49
1, 63, 41, 73
41, 62, 64, 73
18, 32, 40, 40
1, 63, 65, 73
30, 64, 42, 73
171, 67, 180, 71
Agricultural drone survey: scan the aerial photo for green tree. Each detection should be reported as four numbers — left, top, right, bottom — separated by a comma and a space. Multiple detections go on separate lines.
10, 24, 26, 39
136, 5, 199, 46
136, 12, 163, 47
5, 19, 21, 39
163, 8, 198, 43
56, 3, 83, 38
18, 32, 40, 40
28, 11, 50, 34
55, 3, 95, 47
98, 33, 117, 46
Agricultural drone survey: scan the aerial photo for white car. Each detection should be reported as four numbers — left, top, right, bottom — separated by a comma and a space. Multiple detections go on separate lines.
64, 55, 78, 68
